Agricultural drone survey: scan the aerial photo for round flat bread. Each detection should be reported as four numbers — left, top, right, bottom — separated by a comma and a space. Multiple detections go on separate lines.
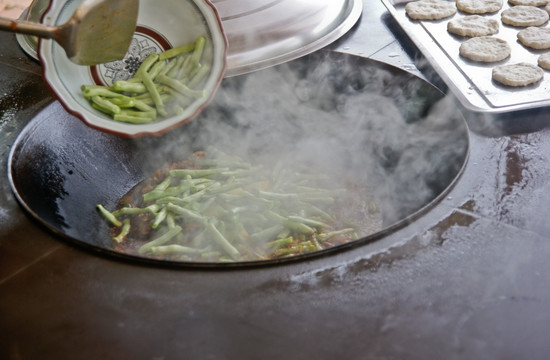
546, 3, 550, 15
405, 0, 457, 20
459, 36, 511, 62
501, 6, 549, 27
538, 52, 550, 69
447, 15, 500, 36
517, 26, 550, 49
509, 0, 549, 6
456, 0, 503, 14
492, 62, 544, 86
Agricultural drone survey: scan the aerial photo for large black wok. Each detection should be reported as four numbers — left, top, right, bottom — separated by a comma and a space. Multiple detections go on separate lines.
7, 51, 469, 267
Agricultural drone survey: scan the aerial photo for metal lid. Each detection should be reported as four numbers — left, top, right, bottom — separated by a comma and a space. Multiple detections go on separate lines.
213, 0, 362, 76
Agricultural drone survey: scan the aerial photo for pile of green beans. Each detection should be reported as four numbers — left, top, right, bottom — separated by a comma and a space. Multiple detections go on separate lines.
81, 36, 209, 124
97, 148, 364, 262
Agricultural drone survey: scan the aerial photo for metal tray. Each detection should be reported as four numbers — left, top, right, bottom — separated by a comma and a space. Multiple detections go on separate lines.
382, 0, 550, 113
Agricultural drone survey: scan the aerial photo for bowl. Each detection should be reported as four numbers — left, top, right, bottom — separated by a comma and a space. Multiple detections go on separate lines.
38, 0, 228, 137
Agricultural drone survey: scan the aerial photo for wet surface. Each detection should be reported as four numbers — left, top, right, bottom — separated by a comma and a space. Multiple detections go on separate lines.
1, 0, 550, 359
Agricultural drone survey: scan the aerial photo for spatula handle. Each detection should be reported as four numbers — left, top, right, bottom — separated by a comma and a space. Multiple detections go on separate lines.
0, 17, 56, 39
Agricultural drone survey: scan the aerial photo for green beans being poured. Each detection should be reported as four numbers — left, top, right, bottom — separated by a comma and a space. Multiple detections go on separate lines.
97, 147, 382, 263
81, 36, 209, 124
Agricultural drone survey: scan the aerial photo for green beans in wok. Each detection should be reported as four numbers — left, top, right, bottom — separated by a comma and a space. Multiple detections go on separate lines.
97, 148, 382, 262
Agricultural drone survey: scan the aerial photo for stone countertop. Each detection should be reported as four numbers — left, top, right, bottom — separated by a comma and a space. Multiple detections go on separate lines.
1, 0, 549, 359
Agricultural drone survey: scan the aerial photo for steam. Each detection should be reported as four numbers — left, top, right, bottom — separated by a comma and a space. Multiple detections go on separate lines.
131, 52, 468, 230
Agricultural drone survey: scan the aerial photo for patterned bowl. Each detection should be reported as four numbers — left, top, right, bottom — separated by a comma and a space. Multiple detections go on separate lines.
38, 0, 227, 137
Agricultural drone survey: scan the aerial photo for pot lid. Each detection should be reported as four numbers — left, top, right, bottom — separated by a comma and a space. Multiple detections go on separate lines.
213, 0, 362, 76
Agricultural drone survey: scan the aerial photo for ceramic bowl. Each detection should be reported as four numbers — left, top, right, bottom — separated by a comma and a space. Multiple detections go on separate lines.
38, 0, 227, 137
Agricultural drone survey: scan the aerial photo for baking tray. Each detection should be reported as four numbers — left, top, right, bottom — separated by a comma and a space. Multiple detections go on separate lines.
382, 0, 550, 113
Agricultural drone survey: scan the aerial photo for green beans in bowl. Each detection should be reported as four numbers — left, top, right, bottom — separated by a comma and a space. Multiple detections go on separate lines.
39, 0, 227, 137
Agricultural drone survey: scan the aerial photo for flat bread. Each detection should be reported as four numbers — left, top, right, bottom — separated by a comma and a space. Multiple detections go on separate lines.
492, 62, 544, 86
405, 0, 457, 20
447, 15, 500, 36
508, 0, 549, 6
501, 5, 549, 27
517, 26, 550, 49
459, 36, 511, 62
537, 52, 550, 69
456, 0, 503, 14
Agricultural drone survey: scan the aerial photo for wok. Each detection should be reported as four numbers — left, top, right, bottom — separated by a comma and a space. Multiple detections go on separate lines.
7, 51, 469, 267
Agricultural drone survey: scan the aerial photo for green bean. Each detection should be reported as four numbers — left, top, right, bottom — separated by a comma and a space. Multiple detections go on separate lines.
206, 221, 240, 260
156, 74, 207, 99
191, 36, 206, 66
158, 58, 177, 77
151, 206, 167, 229
143, 184, 191, 202
284, 220, 316, 235
154, 176, 172, 191
311, 237, 323, 251
167, 55, 186, 78
187, 64, 210, 88
178, 56, 196, 81
137, 52, 159, 74
220, 166, 263, 178
112, 218, 131, 243
112, 80, 147, 93
169, 168, 230, 178
108, 96, 136, 108
148, 59, 167, 80
158, 42, 195, 61
266, 236, 293, 249
166, 203, 207, 224
97, 204, 122, 227
287, 215, 331, 229
91, 96, 121, 115
91, 103, 111, 115
138, 66, 167, 117
258, 190, 298, 201
205, 182, 242, 196
300, 201, 334, 220
138, 226, 182, 255
249, 224, 285, 243
112, 206, 154, 216
81, 85, 121, 98
133, 99, 157, 112
118, 109, 157, 119
165, 90, 193, 108
113, 113, 155, 124
317, 228, 356, 242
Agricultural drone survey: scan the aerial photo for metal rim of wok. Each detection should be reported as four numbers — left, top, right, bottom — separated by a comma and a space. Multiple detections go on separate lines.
7, 52, 470, 268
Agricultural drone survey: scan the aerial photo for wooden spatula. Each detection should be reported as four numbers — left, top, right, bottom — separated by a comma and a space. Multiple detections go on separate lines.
0, 0, 139, 65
